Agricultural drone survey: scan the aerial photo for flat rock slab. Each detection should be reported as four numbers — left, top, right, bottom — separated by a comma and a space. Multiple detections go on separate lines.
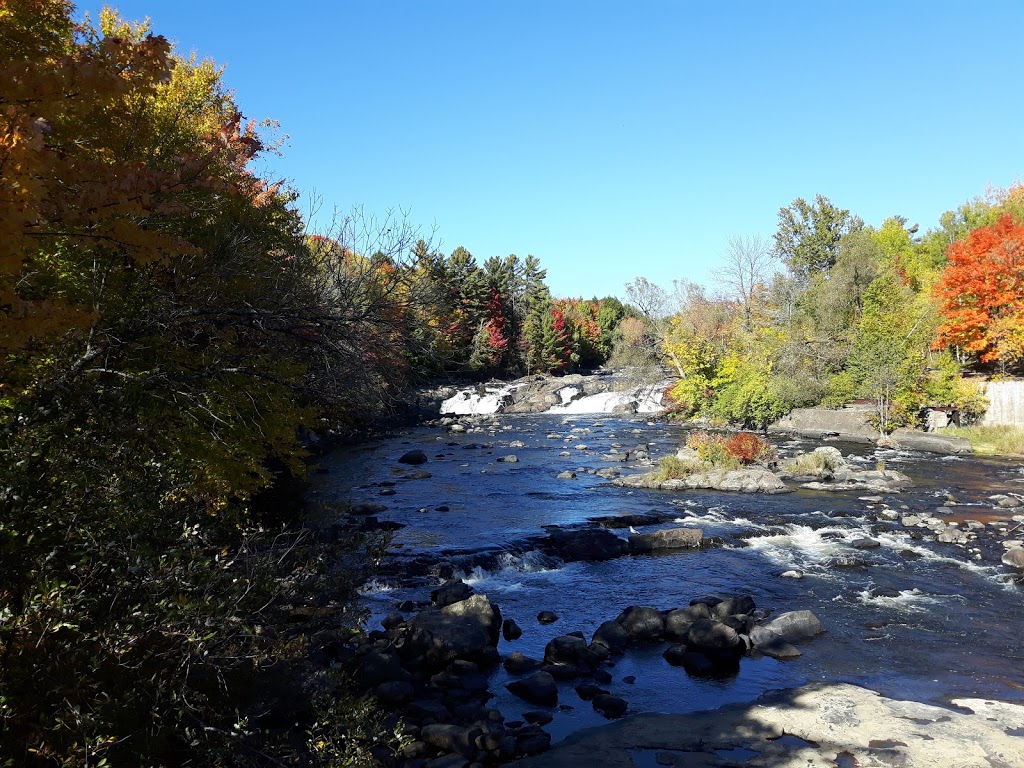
508, 682, 1024, 768
615, 468, 791, 494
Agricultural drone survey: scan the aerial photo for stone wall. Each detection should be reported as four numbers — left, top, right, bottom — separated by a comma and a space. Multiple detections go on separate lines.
981, 380, 1024, 426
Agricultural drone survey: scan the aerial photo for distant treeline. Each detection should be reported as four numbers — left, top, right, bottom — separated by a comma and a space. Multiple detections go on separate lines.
621, 188, 1024, 433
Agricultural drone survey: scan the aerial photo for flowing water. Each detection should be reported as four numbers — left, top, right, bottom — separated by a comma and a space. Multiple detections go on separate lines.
308, 411, 1024, 742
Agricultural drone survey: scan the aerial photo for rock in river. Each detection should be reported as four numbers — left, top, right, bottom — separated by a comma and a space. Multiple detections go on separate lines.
628, 527, 703, 553
506, 671, 558, 707
1002, 547, 1024, 569
543, 527, 628, 562
398, 449, 428, 465
615, 467, 791, 494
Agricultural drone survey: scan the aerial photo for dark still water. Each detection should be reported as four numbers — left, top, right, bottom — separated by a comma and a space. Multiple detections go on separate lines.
307, 413, 1024, 741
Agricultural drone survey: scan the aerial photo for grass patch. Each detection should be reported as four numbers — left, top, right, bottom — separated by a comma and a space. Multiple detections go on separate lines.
655, 455, 707, 481
781, 450, 841, 475
938, 425, 1024, 455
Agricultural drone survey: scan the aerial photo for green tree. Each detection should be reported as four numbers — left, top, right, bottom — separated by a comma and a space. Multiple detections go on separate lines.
847, 270, 932, 434
773, 194, 863, 282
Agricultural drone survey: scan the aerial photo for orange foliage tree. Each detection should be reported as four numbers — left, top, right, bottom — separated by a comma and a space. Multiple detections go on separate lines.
933, 213, 1024, 369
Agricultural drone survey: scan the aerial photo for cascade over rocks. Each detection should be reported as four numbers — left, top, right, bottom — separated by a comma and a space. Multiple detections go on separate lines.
439, 373, 666, 416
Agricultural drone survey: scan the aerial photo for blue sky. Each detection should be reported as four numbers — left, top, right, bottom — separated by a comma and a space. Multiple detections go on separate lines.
77, 1, 1024, 299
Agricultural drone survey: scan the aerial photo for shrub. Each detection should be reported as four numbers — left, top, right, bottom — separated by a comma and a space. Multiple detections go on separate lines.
685, 431, 739, 469
724, 432, 775, 464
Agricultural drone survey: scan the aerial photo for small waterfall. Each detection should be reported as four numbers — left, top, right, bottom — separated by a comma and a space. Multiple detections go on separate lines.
981, 381, 1024, 426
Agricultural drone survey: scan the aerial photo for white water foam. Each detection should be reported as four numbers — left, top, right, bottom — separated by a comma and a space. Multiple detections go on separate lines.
441, 384, 517, 415
451, 551, 560, 588
545, 383, 667, 415
558, 386, 581, 404
743, 524, 870, 571
855, 587, 948, 612
358, 578, 396, 597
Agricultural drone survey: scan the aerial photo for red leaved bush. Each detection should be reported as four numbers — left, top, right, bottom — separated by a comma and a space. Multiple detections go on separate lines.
725, 432, 774, 464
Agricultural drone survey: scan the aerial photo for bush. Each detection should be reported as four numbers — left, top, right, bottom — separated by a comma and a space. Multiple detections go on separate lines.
724, 432, 775, 464
685, 431, 739, 469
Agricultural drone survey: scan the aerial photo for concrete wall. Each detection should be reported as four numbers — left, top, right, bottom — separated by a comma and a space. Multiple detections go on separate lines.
981, 381, 1024, 426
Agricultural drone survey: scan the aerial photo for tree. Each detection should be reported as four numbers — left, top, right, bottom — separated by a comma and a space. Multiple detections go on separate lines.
773, 194, 863, 282
625, 276, 683, 375
848, 270, 932, 434
594, 297, 626, 358
719, 234, 776, 331
933, 213, 1024, 370
0, 5, 413, 763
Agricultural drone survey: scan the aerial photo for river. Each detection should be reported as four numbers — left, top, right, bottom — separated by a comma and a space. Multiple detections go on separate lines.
307, 408, 1024, 743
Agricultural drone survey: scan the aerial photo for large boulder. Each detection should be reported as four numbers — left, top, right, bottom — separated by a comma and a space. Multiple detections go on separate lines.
712, 595, 757, 619
352, 648, 410, 688
506, 671, 558, 707
592, 693, 628, 718
543, 634, 599, 674
543, 528, 628, 562
769, 406, 878, 443
1001, 547, 1024, 569
504, 651, 543, 674
685, 618, 745, 660
402, 594, 502, 669
441, 593, 502, 645
628, 528, 703, 553
889, 428, 973, 455
420, 723, 476, 757
432, 579, 473, 607
591, 619, 631, 654
750, 610, 825, 647
615, 605, 665, 642
664, 603, 712, 640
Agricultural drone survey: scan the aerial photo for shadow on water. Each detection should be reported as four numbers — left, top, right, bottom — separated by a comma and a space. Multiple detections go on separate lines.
307, 413, 1024, 744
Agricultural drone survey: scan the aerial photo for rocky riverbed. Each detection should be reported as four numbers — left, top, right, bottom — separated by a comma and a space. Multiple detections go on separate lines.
309, 382, 1024, 766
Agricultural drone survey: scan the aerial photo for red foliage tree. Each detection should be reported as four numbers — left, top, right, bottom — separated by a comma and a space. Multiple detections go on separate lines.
934, 214, 1024, 366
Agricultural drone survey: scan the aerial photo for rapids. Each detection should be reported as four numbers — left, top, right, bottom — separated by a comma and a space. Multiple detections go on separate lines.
308, 411, 1024, 742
